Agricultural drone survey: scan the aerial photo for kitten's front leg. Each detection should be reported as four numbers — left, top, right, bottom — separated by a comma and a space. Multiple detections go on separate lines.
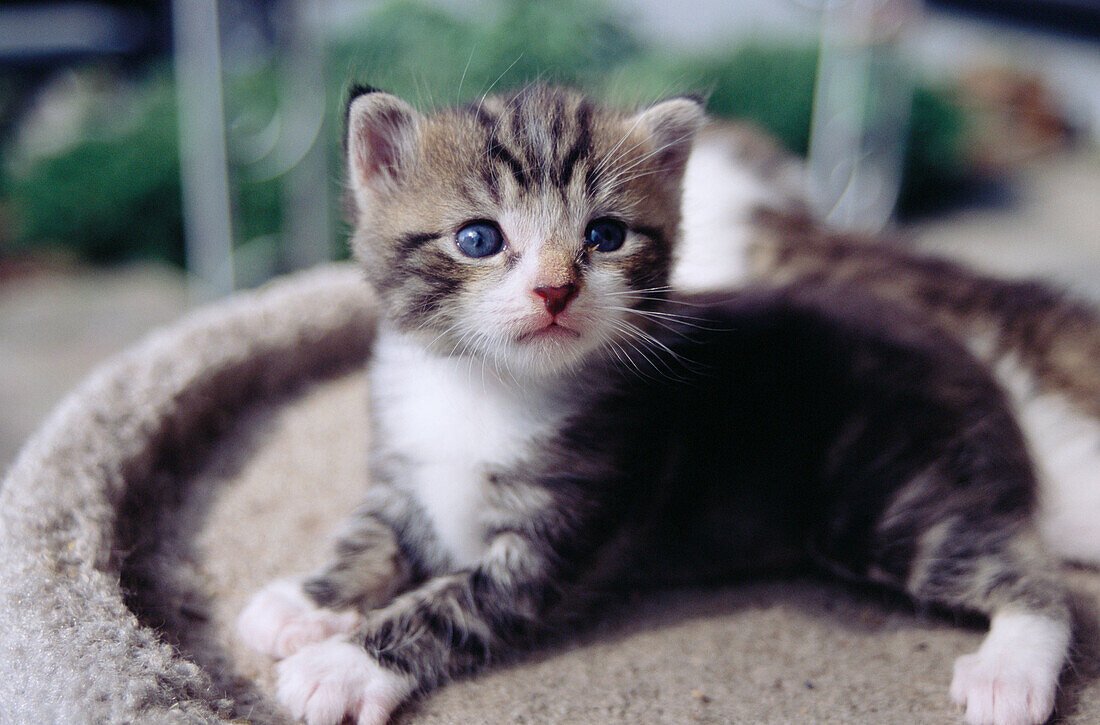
275, 530, 572, 725
238, 578, 364, 660
238, 487, 421, 659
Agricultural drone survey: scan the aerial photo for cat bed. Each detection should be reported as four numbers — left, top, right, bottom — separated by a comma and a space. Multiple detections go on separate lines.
2, 264, 1099, 724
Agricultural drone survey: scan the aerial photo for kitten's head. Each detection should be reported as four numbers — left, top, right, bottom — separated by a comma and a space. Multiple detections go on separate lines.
346, 85, 703, 378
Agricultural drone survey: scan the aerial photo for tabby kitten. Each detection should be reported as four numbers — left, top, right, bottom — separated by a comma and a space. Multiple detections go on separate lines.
238, 86, 1071, 725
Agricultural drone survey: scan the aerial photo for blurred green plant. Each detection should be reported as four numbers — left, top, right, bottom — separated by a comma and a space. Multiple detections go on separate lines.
1, 77, 186, 265
601, 45, 821, 154
604, 44, 970, 219
0, 0, 972, 270
325, 0, 643, 106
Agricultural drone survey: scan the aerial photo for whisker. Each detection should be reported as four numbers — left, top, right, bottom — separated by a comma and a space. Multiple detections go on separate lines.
612, 328, 683, 383
607, 318, 693, 383
603, 332, 650, 381
608, 291, 736, 310
423, 320, 466, 351
612, 310, 697, 340
478, 53, 525, 110
607, 305, 715, 329
606, 337, 644, 379
614, 317, 699, 371
588, 112, 650, 184
604, 285, 673, 297
456, 45, 477, 102
595, 133, 680, 190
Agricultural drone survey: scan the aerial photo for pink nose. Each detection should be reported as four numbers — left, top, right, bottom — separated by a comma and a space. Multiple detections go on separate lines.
533, 283, 578, 317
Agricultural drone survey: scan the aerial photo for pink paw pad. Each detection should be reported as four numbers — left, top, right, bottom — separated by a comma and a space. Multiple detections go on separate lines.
237, 579, 362, 659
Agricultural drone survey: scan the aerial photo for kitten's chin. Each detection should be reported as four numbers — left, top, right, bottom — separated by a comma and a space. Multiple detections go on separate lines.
502, 324, 600, 379
515, 322, 582, 344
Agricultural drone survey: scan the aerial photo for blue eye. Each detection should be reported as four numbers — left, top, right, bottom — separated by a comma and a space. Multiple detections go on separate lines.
455, 222, 504, 258
585, 218, 626, 252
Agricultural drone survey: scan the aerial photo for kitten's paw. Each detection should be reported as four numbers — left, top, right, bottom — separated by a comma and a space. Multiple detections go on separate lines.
276, 640, 413, 725
237, 579, 362, 659
950, 652, 1055, 725
949, 613, 1068, 725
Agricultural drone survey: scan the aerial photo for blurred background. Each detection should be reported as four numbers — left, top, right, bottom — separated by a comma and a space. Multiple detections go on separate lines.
1, 0, 1098, 467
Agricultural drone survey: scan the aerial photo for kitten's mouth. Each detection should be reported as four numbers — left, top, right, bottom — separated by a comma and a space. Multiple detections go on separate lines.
516, 322, 581, 343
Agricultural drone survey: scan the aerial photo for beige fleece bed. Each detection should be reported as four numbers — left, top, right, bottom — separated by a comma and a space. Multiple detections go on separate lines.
1, 264, 1098, 724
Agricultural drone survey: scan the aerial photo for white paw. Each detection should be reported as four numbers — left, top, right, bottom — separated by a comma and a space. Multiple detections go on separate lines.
949, 613, 1069, 725
276, 639, 413, 725
237, 579, 362, 659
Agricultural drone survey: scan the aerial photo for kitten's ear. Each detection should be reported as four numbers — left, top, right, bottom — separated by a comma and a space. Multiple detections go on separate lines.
346, 87, 423, 200
631, 96, 706, 179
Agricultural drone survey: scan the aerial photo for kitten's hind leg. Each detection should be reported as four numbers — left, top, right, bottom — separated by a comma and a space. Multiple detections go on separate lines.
882, 512, 1070, 725
950, 610, 1069, 725
238, 487, 419, 659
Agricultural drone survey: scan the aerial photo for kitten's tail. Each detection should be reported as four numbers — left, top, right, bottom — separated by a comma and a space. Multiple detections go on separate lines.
749, 208, 1100, 566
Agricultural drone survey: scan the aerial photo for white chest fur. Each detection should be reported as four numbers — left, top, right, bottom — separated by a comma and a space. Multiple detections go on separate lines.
368, 332, 567, 567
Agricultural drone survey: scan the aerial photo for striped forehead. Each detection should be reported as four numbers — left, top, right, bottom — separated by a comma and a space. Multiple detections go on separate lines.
447, 88, 623, 201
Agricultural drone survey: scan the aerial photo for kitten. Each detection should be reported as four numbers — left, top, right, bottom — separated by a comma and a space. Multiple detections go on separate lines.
750, 208, 1100, 567
238, 86, 1071, 725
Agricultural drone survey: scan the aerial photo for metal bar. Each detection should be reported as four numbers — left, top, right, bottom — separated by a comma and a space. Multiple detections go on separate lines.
171, 0, 235, 302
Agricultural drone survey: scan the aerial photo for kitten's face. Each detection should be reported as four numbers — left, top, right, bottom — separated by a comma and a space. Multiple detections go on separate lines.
347, 86, 703, 378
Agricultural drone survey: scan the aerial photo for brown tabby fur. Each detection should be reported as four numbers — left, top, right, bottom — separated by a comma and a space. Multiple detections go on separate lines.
750, 207, 1100, 417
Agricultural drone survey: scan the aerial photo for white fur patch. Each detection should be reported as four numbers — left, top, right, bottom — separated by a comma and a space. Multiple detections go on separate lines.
675, 133, 797, 291
468, 238, 624, 377
950, 612, 1068, 725
675, 141, 765, 289
237, 579, 362, 660
370, 332, 570, 568
276, 639, 413, 725
988, 352, 1100, 565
